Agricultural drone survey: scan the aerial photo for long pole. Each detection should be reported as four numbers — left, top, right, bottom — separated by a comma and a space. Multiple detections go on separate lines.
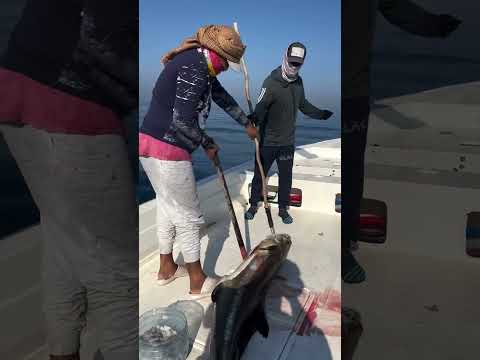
213, 155, 248, 259
233, 22, 275, 235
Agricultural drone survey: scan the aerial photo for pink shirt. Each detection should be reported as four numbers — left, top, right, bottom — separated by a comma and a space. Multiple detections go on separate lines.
0, 68, 124, 135
139, 132, 192, 161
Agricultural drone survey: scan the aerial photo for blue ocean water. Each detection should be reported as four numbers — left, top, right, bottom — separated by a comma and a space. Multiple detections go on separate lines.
138, 102, 340, 204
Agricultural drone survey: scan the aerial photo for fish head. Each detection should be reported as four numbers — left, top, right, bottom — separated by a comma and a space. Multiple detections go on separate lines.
214, 234, 292, 289
257, 233, 292, 259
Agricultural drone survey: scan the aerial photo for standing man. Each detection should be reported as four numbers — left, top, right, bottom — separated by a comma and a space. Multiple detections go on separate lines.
245, 42, 333, 224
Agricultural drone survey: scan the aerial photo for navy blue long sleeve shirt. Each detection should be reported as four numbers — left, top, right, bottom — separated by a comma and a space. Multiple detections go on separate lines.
140, 48, 249, 153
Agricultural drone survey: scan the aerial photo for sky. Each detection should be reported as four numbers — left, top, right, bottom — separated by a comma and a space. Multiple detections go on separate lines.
140, 0, 340, 114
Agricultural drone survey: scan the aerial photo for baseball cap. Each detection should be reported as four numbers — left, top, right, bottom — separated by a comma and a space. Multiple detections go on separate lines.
287, 42, 307, 64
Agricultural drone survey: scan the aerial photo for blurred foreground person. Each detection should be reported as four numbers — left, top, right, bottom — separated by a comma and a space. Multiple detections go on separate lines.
0, 1, 138, 358
342, 0, 461, 283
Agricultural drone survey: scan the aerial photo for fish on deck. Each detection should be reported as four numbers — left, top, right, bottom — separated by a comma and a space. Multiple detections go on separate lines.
210, 233, 292, 360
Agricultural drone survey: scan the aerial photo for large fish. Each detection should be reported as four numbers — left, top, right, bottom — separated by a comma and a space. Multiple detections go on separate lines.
210, 233, 292, 360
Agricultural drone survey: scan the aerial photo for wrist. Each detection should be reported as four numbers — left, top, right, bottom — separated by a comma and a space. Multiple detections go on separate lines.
201, 135, 215, 149
241, 113, 250, 126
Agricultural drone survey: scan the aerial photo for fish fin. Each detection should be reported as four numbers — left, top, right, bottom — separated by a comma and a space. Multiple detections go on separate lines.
237, 305, 270, 357
237, 317, 257, 357
211, 283, 223, 303
255, 305, 270, 338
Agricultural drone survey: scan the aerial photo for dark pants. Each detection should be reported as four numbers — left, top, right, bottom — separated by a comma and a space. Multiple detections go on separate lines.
342, 97, 371, 250
250, 145, 294, 209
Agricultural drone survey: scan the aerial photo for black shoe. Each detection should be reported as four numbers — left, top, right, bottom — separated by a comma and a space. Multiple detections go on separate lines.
278, 208, 293, 224
342, 250, 366, 283
245, 205, 258, 220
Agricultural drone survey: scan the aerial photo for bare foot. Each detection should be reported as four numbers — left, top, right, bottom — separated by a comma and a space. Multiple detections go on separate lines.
189, 274, 207, 294
158, 263, 178, 281
185, 260, 208, 294
158, 253, 178, 280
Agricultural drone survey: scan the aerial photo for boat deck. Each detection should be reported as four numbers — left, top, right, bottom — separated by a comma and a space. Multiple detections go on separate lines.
344, 82, 480, 359
139, 140, 341, 359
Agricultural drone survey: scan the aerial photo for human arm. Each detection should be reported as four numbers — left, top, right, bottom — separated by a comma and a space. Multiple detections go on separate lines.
170, 63, 216, 152
253, 79, 274, 128
299, 86, 333, 120
211, 78, 256, 139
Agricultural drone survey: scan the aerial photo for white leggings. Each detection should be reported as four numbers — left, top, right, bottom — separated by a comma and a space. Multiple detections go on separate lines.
140, 157, 204, 263
0, 124, 138, 359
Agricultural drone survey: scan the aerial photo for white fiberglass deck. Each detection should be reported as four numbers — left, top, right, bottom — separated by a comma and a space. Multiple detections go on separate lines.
139, 140, 341, 359
343, 82, 480, 359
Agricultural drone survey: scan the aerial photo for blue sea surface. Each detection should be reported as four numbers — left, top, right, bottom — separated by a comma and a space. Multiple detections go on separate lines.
138, 102, 340, 204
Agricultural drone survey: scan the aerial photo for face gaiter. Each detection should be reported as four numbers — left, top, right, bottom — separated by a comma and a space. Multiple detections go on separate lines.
281, 51, 301, 82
